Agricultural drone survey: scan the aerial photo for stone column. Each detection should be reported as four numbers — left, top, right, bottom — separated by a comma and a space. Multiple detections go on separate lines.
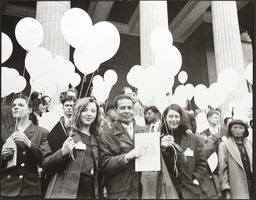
211, 1, 248, 114
36, 1, 70, 110
140, 1, 168, 68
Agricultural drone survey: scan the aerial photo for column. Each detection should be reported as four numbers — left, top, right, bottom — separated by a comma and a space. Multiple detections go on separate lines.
36, 1, 70, 110
140, 1, 168, 68
211, 1, 248, 114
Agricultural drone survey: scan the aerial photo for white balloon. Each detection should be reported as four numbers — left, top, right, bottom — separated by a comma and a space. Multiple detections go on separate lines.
194, 84, 209, 110
30, 73, 57, 93
39, 112, 60, 131
88, 21, 120, 63
73, 44, 101, 74
1, 67, 19, 97
245, 62, 253, 85
93, 83, 110, 102
150, 27, 173, 54
184, 83, 195, 101
104, 69, 118, 86
13, 76, 27, 93
155, 92, 170, 113
155, 45, 182, 78
25, 47, 54, 79
178, 71, 188, 84
217, 68, 239, 93
15, 17, 44, 51
70, 73, 81, 87
196, 112, 209, 133
43, 84, 57, 98
92, 75, 104, 86
61, 8, 92, 48
52, 104, 64, 118
127, 66, 145, 88
1, 32, 13, 63
242, 92, 252, 109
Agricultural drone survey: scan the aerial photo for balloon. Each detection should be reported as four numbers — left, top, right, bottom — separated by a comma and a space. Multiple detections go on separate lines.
217, 68, 239, 93
184, 83, 195, 101
54, 59, 75, 80
1, 67, 19, 97
73, 44, 101, 74
52, 104, 64, 118
232, 103, 248, 122
92, 75, 104, 86
242, 92, 252, 109
207, 152, 218, 172
1, 32, 13, 63
178, 71, 188, 84
155, 45, 182, 78
43, 84, 57, 98
70, 73, 81, 87
39, 112, 60, 131
194, 84, 208, 97
195, 112, 208, 133
89, 21, 120, 63
92, 83, 110, 102
13, 76, 27, 93
104, 69, 118, 86
245, 62, 253, 85
25, 47, 54, 79
207, 82, 228, 109
61, 8, 92, 48
150, 27, 173, 54
15, 17, 44, 51
30, 73, 57, 93
127, 65, 145, 88
155, 92, 170, 113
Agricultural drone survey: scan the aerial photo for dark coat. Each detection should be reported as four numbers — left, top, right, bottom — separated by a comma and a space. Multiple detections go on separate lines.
162, 129, 207, 199
43, 130, 100, 198
200, 134, 222, 199
1, 122, 51, 197
99, 120, 147, 198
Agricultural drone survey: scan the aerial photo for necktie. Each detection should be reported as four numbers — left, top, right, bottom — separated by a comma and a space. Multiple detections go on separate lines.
126, 126, 133, 139
151, 125, 155, 132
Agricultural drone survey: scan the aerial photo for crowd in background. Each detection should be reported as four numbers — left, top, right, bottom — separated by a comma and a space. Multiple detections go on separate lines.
1, 86, 253, 199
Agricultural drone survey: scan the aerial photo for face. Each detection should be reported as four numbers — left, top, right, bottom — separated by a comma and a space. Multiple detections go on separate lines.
201, 133, 208, 143
146, 109, 156, 123
44, 97, 51, 107
63, 100, 74, 117
231, 124, 246, 138
166, 109, 180, 130
12, 98, 32, 119
208, 113, 220, 126
80, 102, 97, 126
108, 109, 117, 122
116, 98, 134, 124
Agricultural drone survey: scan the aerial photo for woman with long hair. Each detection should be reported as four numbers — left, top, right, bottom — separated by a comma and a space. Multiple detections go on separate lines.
219, 119, 252, 199
160, 104, 207, 199
1, 94, 51, 197
44, 97, 102, 198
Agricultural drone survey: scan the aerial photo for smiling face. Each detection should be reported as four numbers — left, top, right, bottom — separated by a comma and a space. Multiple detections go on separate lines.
116, 98, 134, 125
79, 102, 97, 126
231, 124, 246, 138
166, 109, 180, 130
12, 98, 32, 119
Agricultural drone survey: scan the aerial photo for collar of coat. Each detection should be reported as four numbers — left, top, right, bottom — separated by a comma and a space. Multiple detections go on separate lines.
225, 137, 252, 172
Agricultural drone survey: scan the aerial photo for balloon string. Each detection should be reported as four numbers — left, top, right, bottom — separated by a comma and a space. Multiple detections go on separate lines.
84, 72, 95, 98
78, 73, 87, 100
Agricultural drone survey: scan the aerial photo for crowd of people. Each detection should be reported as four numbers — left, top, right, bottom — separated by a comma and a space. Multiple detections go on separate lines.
1, 86, 253, 199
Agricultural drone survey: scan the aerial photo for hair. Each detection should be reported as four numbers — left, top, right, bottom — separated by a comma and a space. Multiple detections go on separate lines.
67, 87, 78, 97
41, 95, 51, 106
206, 109, 220, 118
114, 94, 133, 108
60, 96, 76, 105
161, 104, 191, 135
145, 106, 160, 115
227, 119, 249, 138
121, 86, 136, 94
187, 112, 197, 133
71, 97, 101, 135
105, 104, 115, 114
1, 105, 14, 126
224, 117, 233, 126
31, 91, 41, 102
12, 94, 38, 126
32, 98, 43, 117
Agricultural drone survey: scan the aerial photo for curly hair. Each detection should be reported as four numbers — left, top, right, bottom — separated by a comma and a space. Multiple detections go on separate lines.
71, 97, 101, 135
